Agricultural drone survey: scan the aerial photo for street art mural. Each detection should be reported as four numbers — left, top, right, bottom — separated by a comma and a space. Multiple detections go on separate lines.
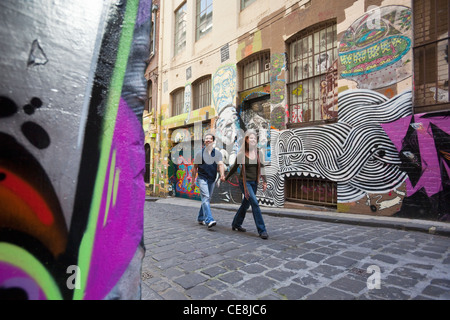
169, 122, 213, 200
339, 5, 412, 89
258, 89, 413, 215
183, 83, 192, 122
270, 53, 288, 130
254, 86, 449, 221
173, 154, 199, 200
320, 60, 339, 120
0, 0, 149, 299
240, 97, 271, 162
382, 112, 450, 221
213, 65, 242, 167
157, 4, 446, 221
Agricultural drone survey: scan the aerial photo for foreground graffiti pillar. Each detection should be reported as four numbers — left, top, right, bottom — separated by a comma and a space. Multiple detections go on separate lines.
0, 0, 150, 299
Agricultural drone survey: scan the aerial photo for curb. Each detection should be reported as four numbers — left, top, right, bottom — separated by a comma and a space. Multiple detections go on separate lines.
215, 204, 450, 238
147, 197, 450, 238
266, 210, 450, 237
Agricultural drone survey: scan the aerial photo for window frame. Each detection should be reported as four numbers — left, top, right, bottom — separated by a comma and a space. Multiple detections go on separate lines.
241, 0, 257, 11
196, 0, 213, 41
171, 87, 185, 116
149, 19, 155, 56
239, 51, 271, 92
146, 80, 153, 113
412, 0, 450, 113
192, 75, 212, 110
174, 2, 187, 56
286, 20, 338, 127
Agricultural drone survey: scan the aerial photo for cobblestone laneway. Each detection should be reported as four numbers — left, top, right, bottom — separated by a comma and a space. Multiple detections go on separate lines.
141, 200, 450, 300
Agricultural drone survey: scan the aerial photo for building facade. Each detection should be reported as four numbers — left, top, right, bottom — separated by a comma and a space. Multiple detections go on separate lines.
143, 0, 161, 194
144, 0, 449, 221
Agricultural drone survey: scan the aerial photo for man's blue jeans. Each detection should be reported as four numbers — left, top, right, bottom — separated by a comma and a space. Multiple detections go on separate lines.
233, 180, 267, 235
197, 177, 216, 224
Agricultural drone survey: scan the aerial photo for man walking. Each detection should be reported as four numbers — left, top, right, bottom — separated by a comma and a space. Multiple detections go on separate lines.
191, 133, 225, 228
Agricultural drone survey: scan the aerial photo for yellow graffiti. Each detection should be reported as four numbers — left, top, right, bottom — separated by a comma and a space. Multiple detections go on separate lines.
292, 85, 303, 96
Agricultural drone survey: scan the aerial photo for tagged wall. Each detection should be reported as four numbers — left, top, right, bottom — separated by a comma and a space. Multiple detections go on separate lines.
233, 3, 447, 221
383, 112, 450, 220
259, 89, 413, 212
253, 3, 448, 221
339, 5, 412, 89
155, 1, 448, 222
0, 0, 150, 300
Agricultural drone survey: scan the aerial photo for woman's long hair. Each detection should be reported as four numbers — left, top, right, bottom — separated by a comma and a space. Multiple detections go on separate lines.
238, 130, 257, 162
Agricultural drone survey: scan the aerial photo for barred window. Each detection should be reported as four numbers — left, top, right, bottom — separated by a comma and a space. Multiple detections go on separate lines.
287, 21, 337, 125
413, 0, 449, 112
193, 76, 211, 110
240, 51, 270, 91
171, 88, 185, 116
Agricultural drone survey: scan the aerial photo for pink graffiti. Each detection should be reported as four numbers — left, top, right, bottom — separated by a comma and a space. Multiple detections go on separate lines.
382, 114, 450, 198
85, 98, 145, 300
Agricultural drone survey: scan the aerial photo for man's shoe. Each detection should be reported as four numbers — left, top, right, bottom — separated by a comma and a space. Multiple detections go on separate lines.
198, 221, 205, 225
260, 232, 269, 240
232, 226, 246, 232
207, 221, 217, 228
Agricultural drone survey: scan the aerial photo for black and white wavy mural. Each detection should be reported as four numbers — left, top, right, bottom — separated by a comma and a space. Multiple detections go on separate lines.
258, 89, 412, 211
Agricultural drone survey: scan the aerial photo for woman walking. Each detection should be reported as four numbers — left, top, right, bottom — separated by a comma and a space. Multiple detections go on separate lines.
225, 131, 269, 239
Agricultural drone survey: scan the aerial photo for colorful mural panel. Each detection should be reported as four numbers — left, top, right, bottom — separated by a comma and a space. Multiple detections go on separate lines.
339, 5, 412, 89
174, 155, 200, 200
0, 0, 149, 299
213, 65, 242, 167
270, 53, 288, 130
255, 87, 449, 221
258, 90, 413, 214
382, 112, 450, 221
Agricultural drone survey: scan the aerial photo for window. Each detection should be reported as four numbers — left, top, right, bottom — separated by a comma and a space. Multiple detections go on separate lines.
149, 19, 155, 56
174, 3, 187, 56
287, 21, 337, 125
145, 144, 151, 183
286, 177, 337, 207
171, 88, 185, 116
150, 3, 158, 56
241, 0, 257, 10
413, 0, 449, 112
146, 80, 152, 113
196, 0, 213, 40
193, 76, 211, 110
240, 51, 270, 91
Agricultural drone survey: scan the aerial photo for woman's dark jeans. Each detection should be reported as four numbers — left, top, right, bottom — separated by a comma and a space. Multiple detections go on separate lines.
232, 180, 267, 235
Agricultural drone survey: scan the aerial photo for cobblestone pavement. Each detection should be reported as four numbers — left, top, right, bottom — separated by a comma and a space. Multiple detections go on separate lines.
141, 199, 450, 300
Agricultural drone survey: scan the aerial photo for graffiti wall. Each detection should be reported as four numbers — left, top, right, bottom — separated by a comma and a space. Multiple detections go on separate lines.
258, 90, 412, 211
159, 2, 448, 222
383, 112, 450, 221
253, 4, 448, 221
213, 65, 242, 167
0, 0, 150, 299
257, 89, 449, 221
270, 53, 289, 130
339, 5, 412, 89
